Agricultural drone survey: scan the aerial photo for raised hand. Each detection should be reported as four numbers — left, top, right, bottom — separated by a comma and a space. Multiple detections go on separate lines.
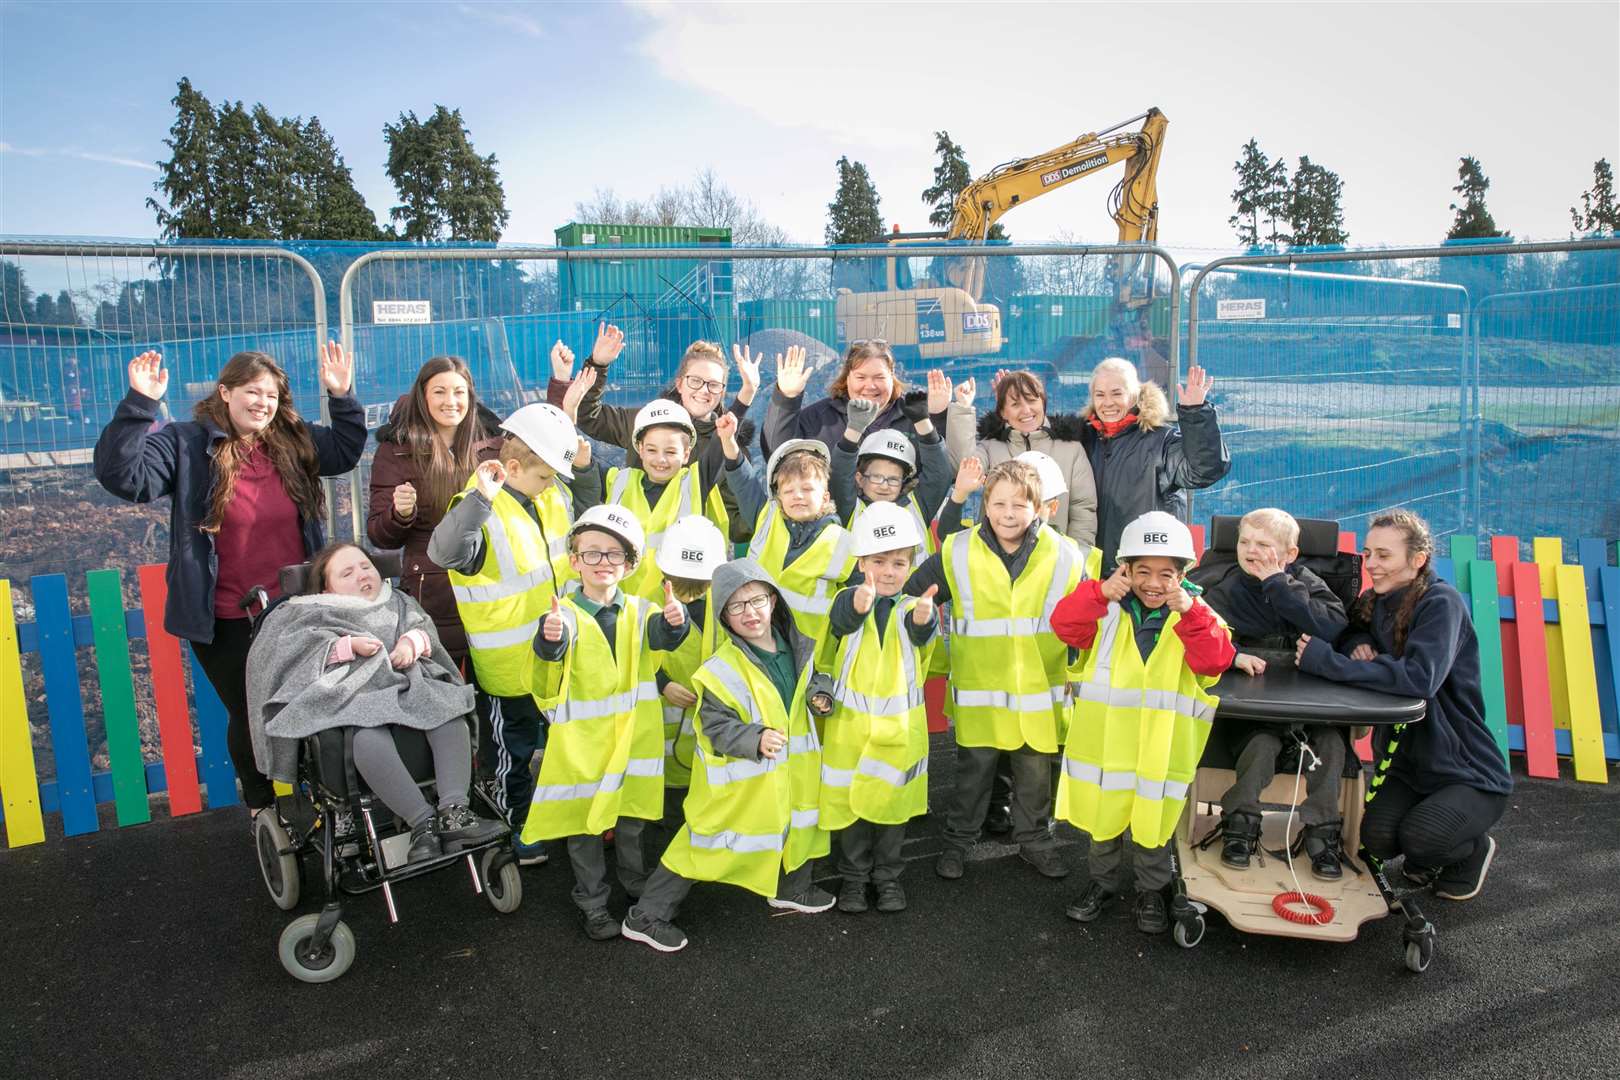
733, 343, 761, 401
662, 682, 698, 709
715, 411, 740, 460
663, 580, 686, 628
775, 345, 810, 398
847, 396, 881, 436
392, 481, 418, 519
1233, 652, 1267, 677
853, 577, 876, 615
990, 369, 1012, 394
1249, 544, 1287, 580
926, 369, 952, 415
474, 460, 507, 501
550, 340, 576, 383
388, 635, 421, 669
561, 365, 597, 421
574, 437, 591, 470
1178, 364, 1214, 408
954, 376, 976, 408
952, 455, 984, 503
350, 636, 384, 658
319, 340, 354, 396
591, 323, 626, 366
1166, 586, 1194, 614
1350, 643, 1377, 662
912, 583, 938, 626
127, 351, 168, 400
543, 595, 565, 643
1295, 634, 1312, 667
1100, 563, 1132, 603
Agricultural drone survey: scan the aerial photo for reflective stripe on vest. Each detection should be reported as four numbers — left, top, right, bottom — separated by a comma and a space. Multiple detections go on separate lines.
553, 682, 660, 725
532, 756, 664, 803
1060, 758, 1191, 801
822, 756, 928, 790
949, 528, 1076, 638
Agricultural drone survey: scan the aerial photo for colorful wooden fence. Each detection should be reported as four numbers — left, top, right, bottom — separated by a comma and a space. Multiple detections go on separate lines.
4, 533, 1619, 848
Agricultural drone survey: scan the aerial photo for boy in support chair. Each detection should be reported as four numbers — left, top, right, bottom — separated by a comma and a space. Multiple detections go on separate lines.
1200, 508, 1351, 878
822, 501, 940, 914
428, 403, 596, 859
1052, 512, 1234, 934
523, 505, 690, 941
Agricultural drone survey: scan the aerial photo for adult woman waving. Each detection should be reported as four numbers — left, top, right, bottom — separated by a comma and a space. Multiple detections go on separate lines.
94, 344, 366, 817
762, 339, 944, 461
367, 356, 503, 668
945, 370, 1097, 549
1296, 510, 1511, 901
1081, 357, 1230, 574
548, 324, 759, 540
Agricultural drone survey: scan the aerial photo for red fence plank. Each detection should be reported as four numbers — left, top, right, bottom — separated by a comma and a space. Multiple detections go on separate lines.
1513, 562, 1560, 779
1491, 536, 1525, 736
137, 564, 201, 816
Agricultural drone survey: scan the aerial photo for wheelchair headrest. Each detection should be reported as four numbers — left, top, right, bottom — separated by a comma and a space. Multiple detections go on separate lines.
279, 550, 405, 596
1209, 514, 1341, 558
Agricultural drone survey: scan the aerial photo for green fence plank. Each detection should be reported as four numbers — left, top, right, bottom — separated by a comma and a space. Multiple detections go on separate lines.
1451, 536, 1477, 594
86, 569, 150, 826
1469, 559, 1511, 766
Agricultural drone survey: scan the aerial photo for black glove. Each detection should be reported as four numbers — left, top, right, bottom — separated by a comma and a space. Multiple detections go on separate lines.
806, 672, 836, 717
899, 388, 930, 423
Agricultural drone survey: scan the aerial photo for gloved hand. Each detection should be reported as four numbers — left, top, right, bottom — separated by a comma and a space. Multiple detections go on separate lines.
898, 388, 930, 423
806, 673, 837, 717
846, 396, 880, 437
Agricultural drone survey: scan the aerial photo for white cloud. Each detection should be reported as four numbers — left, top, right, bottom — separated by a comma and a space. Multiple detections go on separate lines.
0, 141, 158, 172
456, 2, 543, 39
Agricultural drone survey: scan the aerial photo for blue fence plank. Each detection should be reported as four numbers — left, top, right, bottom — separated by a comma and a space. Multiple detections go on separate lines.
1507, 723, 1620, 762
30, 574, 99, 837
1600, 566, 1620, 748
1578, 541, 1617, 738
186, 645, 240, 809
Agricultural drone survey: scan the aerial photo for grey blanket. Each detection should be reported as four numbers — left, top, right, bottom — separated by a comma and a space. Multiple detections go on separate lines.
246, 583, 474, 783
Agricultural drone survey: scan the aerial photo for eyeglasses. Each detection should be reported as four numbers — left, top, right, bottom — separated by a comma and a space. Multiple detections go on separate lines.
858, 471, 905, 490
681, 373, 725, 395
724, 593, 773, 617
574, 549, 627, 566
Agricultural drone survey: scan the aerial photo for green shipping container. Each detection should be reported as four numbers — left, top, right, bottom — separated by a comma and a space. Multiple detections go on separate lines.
736, 299, 838, 351
1006, 295, 1112, 350
555, 222, 732, 315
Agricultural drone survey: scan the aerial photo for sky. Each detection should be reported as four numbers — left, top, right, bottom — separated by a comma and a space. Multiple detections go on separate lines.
1, 0, 1616, 254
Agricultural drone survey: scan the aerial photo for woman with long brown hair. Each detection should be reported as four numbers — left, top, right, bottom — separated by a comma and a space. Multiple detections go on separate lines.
367, 355, 503, 666
95, 343, 365, 818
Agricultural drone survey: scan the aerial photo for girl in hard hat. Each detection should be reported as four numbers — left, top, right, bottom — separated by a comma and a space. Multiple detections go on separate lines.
623, 558, 838, 953
1052, 511, 1234, 935
1296, 509, 1510, 902
823, 501, 940, 914
716, 411, 855, 643
829, 368, 955, 559
523, 504, 691, 941
428, 403, 598, 857
649, 515, 729, 857
904, 460, 1082, 883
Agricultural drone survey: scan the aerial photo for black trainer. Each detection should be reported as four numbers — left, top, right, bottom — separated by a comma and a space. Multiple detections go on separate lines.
622, 909, 688, 952
1134, 889, 1169, 934
1303, 821, 1346, 881
1019, 845, 1071, 879
983, 802, 1013, 835
436, 804, 506, 851
1066, 881, 1116, 923
582, 907, 621, 941
406, 818, 441, 865
1435, 835, 1497, 901
1221, 811, 1262, 870
935, 847, 966, 880
837, 880, 870, 914
874, 880, 908, 913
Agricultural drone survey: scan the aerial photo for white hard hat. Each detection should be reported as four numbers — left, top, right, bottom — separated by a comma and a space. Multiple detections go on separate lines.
633, 399, 696, 444
657, 515, 727, 581
1115, 511, 1196, 564
852, 500, 923, 557
765, 438, 831, 491
1015, 450, 1067, 502
856, 429, 917, 476
570, 504, 646, 561
500, 404, 578, 480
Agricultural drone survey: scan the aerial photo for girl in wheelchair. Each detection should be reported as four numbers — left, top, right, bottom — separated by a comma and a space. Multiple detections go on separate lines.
247, 542, 505, 865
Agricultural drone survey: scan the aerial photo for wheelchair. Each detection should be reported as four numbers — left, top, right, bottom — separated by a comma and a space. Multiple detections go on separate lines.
244, 551, 523, 983
1163, 515, 1439, 972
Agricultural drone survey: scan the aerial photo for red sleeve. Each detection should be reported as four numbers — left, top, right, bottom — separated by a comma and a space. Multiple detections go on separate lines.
1173, 598, 1237, 675
546, 377, 569, 407
1050, 578, 1110, 649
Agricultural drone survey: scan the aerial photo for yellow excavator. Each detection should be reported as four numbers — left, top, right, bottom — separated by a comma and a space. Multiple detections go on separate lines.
832, 107, 1167, 361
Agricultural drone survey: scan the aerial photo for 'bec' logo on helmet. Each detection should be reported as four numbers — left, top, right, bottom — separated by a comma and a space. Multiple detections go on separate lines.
681, 548, 706, 563
1145, 532, 1168, 544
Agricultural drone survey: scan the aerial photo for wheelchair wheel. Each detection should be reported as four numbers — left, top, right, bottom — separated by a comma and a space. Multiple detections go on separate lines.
1404, 935, 1434, 973
278, 913, 356, 983
481, 848, 524, 914
255, 810, 301, 911
1172, 914, 1206, 949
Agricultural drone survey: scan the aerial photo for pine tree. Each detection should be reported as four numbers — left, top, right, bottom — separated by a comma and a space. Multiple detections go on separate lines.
1288, 156, 1349, 247
1447, 156, 1508, 240
148, 78, 219, 239
384, 106, 509, 241
825, 156, 884, 244
921, 131, 1005, 240
1261, 155, 1291, 248
0, 261, 31, 324
1571, 158, 1618, 236
1228, 139, 1270, 248
54, 289, 79, 326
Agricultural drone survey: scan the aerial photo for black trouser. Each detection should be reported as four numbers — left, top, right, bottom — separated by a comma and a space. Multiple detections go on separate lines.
838, 820, 908, 884
1361, 774, 1509, 869
566, 818, 651, 913
190, 616, 274, 810
478, 689, 546, 828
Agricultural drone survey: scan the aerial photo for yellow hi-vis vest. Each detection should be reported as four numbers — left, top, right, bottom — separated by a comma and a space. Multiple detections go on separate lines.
1056, 603, 1222, 848
659, 640, 830, 898
818, 595, 936, 829
657, 602, 719, 788
604, 463, 730, 603
745, 503, 855, 642
520, 589, 666, 841
942, 525, 1081, 752
447, 477, 574, 696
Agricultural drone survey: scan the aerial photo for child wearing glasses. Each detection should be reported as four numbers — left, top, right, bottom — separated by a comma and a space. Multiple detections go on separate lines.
523, 505, 691, 941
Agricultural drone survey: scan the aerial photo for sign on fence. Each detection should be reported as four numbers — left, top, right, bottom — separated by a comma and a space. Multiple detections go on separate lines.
372, 300, 432, 325
1216, 298, 1266, 320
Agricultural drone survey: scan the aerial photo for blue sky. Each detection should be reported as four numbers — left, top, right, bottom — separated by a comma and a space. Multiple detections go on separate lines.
2, 1, 1616, 251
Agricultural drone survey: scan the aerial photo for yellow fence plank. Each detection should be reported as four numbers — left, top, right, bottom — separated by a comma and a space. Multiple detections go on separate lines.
1533, 538, 1570, 730
1554, 565, 1609, 783
0, 579, 46, 847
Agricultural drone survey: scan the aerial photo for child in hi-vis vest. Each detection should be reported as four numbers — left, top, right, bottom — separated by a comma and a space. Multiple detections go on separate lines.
1051, 511, 1234, 935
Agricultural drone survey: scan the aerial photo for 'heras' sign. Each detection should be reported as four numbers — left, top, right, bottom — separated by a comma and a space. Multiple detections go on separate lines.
373, 300, 432, 325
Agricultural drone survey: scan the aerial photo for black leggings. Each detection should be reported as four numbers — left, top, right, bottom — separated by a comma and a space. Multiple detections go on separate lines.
1361, 773, 1508, 869
190, 616, 275, 810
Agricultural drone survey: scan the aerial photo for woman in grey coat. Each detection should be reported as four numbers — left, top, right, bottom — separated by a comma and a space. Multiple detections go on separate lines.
247, 542, 503, 864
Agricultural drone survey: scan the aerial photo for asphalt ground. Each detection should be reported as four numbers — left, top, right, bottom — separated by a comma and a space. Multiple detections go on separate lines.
3, 735, 1618, 1080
